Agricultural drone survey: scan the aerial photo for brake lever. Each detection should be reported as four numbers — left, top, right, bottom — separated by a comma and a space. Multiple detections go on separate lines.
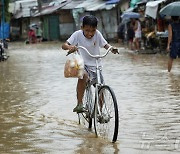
66, 51, 72, 56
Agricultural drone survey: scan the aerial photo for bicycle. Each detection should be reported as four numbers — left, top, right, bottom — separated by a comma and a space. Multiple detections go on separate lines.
76, 46, 119, 143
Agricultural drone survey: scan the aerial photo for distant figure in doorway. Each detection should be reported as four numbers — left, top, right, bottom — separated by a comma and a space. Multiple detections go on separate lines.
36, 27, 43, 43
28, 28, 36, 44
167, 16, 180, 72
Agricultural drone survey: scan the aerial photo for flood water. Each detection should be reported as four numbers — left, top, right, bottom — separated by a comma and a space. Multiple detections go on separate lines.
0, 42, 180, 154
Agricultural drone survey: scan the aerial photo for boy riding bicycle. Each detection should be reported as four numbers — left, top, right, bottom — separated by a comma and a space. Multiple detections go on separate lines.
62, 15, 118, 113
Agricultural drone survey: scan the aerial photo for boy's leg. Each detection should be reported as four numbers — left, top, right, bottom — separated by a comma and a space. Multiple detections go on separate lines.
73, 73, 88, 113
77, 74, 88, 103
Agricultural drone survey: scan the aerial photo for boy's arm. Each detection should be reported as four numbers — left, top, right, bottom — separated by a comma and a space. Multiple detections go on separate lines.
104, 44, 119, 54
62, 41, 78, 54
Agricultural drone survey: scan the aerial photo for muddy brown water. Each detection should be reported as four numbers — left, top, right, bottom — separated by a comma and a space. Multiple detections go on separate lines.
0, 42, 180, 154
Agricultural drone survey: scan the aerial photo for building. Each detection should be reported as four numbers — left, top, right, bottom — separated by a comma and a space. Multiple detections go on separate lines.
9, 0, 131, 41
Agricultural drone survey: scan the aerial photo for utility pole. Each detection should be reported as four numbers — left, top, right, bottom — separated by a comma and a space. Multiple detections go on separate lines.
1, 0, 4, 39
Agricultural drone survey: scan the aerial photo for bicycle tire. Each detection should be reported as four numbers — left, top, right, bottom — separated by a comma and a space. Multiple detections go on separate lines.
78, 85, 93, 129
94, 85, 119, 142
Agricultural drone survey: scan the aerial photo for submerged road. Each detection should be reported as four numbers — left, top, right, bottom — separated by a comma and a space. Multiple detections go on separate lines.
0, 42, 180, 154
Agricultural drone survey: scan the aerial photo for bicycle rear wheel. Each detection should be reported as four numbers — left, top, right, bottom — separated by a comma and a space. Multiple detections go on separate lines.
78, 85, 93, 129
94, 85, 119, 142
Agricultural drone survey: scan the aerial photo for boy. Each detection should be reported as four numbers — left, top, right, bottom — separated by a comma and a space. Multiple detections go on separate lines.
62, 15, 118, 113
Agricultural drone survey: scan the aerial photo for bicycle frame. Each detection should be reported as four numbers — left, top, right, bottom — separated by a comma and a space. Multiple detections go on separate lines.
78, 45, 113, 109
78, 45, 113, 113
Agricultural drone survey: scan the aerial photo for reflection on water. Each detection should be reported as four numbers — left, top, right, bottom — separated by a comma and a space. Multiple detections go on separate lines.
0, 42, 180, 153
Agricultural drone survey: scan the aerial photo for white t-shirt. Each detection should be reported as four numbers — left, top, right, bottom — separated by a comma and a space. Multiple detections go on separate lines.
67, 30, 107, 67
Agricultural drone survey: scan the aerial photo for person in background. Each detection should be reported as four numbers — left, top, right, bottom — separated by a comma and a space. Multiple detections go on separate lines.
28, 28, 36, 44
146, 27, 157, 49
117, 22, 125, 45
36, 27, 43, 43
133, 18, 142, 52
127, 21, 135, 50
167, 16, 180, 72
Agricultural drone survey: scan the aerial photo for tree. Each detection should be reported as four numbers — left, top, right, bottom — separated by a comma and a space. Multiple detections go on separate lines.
0, 0, 10, 22
4, 0, 10, 22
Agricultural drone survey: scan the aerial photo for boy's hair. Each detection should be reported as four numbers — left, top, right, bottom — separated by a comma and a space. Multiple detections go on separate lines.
82, 15, 98, 27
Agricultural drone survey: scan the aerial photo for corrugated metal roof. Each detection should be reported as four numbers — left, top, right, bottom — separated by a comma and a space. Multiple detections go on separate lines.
10, 0, 38, 18
61, 0, 83, 9
62, 0, 119, 11
79, 1, 105, 11
14, 8, 32, 19
33, 0, 71, 16
11, 0, 120, 18
33, 6, 60, 16
84, 0, 117, 11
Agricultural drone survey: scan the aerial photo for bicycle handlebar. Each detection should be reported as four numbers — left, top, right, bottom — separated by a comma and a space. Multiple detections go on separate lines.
77, 46, 113, 59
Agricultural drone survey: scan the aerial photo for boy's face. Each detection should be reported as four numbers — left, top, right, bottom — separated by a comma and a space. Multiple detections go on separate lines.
81, 25, 97, 39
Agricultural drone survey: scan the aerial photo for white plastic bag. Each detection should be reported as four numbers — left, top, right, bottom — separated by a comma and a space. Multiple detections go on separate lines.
64, 51, 84, 79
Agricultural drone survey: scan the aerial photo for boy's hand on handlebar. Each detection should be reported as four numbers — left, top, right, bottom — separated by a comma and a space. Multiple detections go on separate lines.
66, 45, 78, 56
111, 47, 119, 54
69, 45, 78, 53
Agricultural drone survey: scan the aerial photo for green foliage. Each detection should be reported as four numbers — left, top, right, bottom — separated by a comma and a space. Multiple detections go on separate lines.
0, 0, 10, 22
5, 0, 10, 22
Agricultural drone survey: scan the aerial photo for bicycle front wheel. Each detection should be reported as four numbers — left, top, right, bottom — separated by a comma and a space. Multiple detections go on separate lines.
94, 85, 119, 143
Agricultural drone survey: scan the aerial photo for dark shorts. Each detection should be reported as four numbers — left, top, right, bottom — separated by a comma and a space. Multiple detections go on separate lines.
170, 42, 180, 59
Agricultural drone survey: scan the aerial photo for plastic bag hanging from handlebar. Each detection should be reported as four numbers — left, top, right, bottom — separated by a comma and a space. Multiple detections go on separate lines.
64, 51, 84, 79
